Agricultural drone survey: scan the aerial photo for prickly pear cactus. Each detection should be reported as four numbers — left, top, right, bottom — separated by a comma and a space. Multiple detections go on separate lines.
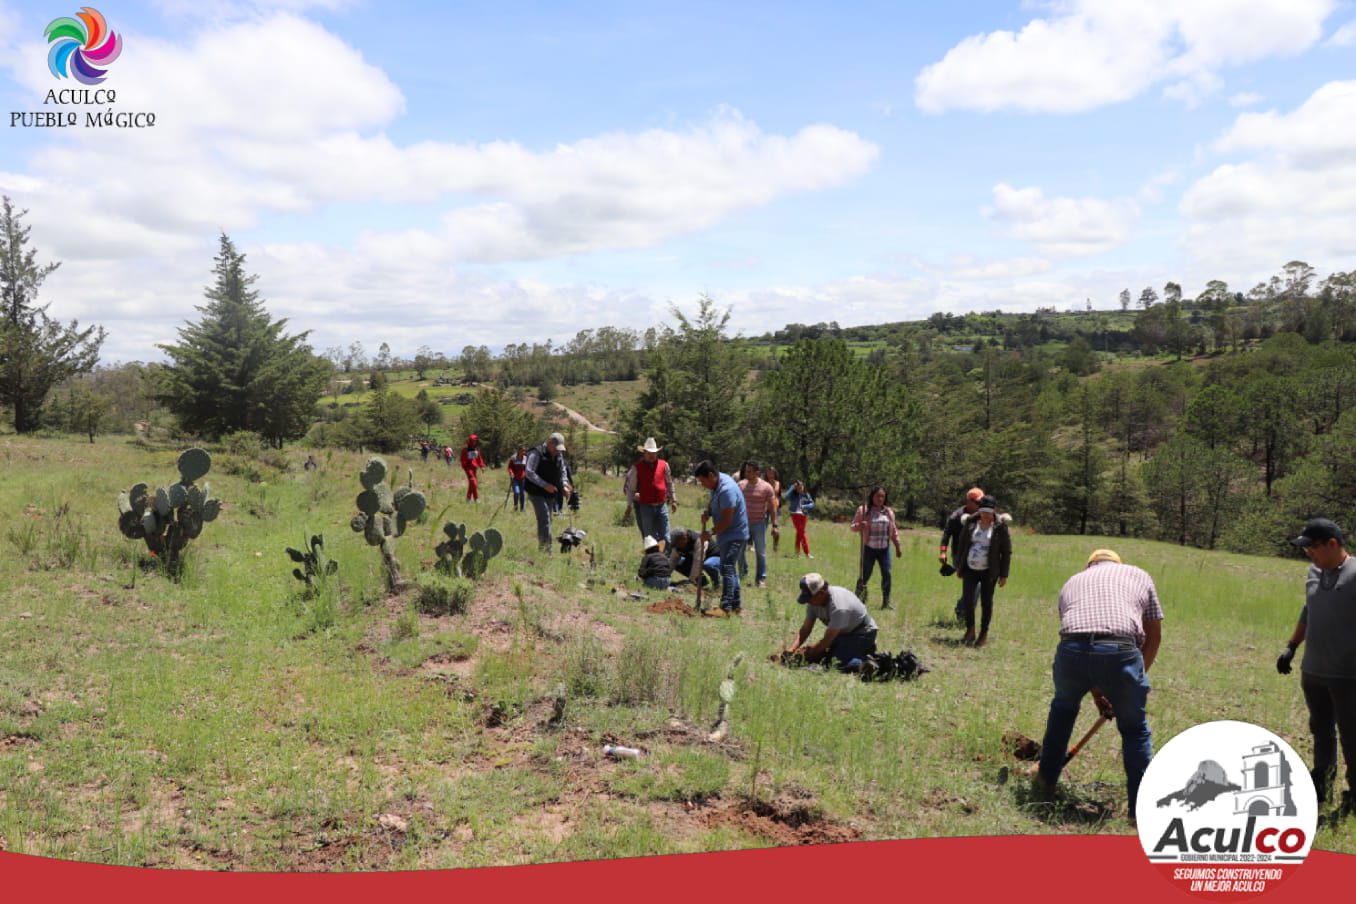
351, 456, 425, 591
116, 448, 221, 580
435, 523, 502, 579
286, 533, 339, 593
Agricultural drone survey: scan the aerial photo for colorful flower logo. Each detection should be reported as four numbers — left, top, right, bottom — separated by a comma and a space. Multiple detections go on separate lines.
45, 7, 122, 85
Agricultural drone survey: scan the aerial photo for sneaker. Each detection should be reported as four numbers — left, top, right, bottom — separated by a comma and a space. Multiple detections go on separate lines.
755, 580, 767, 589
974, 632, 988, 648
962, 630, 976, 646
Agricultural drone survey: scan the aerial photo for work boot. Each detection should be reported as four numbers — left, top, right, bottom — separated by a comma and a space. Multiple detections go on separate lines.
855, 581, 868, 604
962, 629, 976, 646
881, 595, 892, 610
974, 631, 988, 648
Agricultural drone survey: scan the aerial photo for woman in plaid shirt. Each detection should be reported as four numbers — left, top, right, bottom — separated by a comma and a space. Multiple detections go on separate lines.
851, 486, 903, 609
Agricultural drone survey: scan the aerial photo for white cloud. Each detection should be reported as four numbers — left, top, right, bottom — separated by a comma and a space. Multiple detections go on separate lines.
0, 11, 879, 362
986, 183, 1138, 257
916, 0, 1333, 114
1181, 80, 1356, 267
1228, 91, 1264, 107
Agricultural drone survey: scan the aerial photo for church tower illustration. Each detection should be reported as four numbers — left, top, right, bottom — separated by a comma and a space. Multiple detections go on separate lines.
1234, 741, 1296, 817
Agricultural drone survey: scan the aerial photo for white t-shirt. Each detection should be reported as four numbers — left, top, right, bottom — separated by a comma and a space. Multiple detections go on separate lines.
967, 523, 993, 571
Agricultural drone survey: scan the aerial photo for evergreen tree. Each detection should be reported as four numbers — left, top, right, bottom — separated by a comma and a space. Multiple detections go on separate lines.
0, 196, 105, 432
158, 234, 329, 447
616, 296, 747, 470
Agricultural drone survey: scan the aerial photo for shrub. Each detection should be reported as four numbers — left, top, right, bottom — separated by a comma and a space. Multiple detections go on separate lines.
415, 575, 475, 616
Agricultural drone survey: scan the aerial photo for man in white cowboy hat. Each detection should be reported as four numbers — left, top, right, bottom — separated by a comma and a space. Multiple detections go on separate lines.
622, 436, 677, 548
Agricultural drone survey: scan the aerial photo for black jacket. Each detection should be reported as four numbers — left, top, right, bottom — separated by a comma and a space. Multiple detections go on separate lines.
953, 512, 1013, 579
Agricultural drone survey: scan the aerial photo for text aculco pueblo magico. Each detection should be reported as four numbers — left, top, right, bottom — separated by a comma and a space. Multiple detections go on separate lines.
10, 89, 156, 129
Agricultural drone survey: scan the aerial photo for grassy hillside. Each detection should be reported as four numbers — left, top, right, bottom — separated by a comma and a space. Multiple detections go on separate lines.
0, 435, 1348, 870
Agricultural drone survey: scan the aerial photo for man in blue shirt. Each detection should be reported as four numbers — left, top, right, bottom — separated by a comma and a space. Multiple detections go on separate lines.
696, 460, 748, 614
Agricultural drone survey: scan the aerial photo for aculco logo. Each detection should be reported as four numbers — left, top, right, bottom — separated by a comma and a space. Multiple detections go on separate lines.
1138, 721, 1316, 899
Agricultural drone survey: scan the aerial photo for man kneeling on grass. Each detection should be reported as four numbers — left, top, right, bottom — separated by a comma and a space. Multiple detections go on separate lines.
779, 573, 878, 672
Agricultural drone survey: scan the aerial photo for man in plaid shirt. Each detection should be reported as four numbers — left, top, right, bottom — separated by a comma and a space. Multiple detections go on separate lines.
1035, 549, 1164, 820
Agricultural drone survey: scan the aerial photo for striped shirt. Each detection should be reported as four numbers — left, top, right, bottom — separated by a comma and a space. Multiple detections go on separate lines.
1058, 561, 1164, 644
739, 478, 776, 525
852, 505, 898, 550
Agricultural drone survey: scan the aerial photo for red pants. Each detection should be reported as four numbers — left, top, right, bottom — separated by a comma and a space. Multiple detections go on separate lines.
792, 513, 810, 555
463, 468, 479, 500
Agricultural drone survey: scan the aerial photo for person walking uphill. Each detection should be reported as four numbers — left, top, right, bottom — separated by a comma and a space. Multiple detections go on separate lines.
784, 480, 815, 558
460, 434, 486, 502
696, 460, 748, 614
1036, 549, 1163, 821
852, 486, 902, 609
507, 445, 528, 513
623, 437, 677, 548
738, 461, 776, 589
941, 487, 984, 621
1277, 518, 1356, 814
523, 432, 572, 552
950, 495, 1012, 647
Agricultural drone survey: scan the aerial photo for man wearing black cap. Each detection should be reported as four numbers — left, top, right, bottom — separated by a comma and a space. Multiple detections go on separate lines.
1278, 518, 1356, 814
778, 573, 878, 671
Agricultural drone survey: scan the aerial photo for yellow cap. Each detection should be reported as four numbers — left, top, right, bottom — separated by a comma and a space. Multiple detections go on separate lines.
1086, 549, 1122, 566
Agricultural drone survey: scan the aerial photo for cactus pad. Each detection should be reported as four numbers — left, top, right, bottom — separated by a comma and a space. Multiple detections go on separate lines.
356, 490, 380, 515
201, 499, 221, 522
177, 448, 212, 484
360, 457, 387, 490
484, 528, 504, 557
168, 483, 187, 509
396, 490, 426, 522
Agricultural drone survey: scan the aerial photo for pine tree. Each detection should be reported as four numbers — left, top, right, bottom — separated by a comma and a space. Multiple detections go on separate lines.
0, 196, 105, 432
158, 234, 330, 447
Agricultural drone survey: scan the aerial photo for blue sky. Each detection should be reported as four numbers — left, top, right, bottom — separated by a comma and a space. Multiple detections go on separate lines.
2, 0, 1355, 363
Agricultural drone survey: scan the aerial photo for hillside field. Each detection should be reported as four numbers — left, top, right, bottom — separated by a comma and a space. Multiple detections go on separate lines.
0, 434, 1350, 870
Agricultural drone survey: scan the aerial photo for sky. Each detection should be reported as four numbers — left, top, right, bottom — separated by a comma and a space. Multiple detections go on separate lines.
2, 0, 1356, 364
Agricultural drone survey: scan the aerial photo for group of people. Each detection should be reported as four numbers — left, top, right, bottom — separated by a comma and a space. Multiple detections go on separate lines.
619, 440, 818, 614
419, 429, 1356, 824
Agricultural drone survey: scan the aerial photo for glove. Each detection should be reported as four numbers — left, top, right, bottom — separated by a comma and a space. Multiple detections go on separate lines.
1276, 645, 1297, 675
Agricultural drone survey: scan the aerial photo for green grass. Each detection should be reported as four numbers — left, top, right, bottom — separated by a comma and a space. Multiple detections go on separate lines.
0, 433, 1351, 871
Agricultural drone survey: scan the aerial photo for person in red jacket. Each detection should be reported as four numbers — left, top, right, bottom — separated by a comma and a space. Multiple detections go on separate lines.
460, 434, 486, 502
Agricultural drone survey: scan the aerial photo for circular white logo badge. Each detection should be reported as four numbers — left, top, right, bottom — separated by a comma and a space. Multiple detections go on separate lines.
1137, 720, 1316, 899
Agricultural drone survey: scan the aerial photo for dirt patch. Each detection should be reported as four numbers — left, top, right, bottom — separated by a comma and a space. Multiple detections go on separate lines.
646, 598, 694, 617
1004, 731, 1041, 761
121, 781, 187, 835
0, 734, 39, 751
703, 794, 859, 846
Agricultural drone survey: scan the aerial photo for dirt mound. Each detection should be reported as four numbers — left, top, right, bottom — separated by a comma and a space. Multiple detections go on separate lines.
1004, 731, 1041, 761
646, 597, 694, 616
704, 795, 859, 846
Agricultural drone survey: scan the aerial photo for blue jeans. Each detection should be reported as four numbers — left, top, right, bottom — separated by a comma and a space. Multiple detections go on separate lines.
528, 493, 554, 551
701, 555, 722, 591
829, 629, 878, 669
740, 521, 768, 583
856, 545, 891, 605
634, 502, 670, 548
1038, 638, 1152, 817
511, 478, 525, 511
642, 575, 671, 590
716, 537, 744, 611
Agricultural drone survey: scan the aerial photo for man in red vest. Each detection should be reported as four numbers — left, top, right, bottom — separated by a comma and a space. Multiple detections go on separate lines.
623, 437, 677, 548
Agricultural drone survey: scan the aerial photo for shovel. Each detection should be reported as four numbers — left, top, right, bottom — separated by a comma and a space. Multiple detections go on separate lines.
1018, 715, 1112, 779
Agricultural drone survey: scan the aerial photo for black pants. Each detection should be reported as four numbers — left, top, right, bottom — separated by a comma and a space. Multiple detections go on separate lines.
1301, 671, 1356, 800
961, 568, 997, 634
